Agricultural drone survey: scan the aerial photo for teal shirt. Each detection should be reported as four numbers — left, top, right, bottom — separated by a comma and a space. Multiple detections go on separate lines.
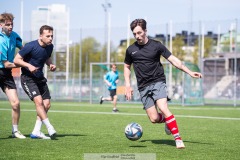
105, 71, 119, 90
0, 31, 22, 68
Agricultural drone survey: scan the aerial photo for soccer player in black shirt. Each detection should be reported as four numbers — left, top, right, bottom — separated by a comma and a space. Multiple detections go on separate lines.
124, 19, 202, 149
14, 25, 57, 140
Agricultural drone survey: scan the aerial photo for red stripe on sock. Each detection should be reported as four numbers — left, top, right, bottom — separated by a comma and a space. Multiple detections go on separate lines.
165, 115, 181, 140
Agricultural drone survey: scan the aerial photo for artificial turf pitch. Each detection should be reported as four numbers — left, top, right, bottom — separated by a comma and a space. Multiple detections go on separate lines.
0, 101, 239, 160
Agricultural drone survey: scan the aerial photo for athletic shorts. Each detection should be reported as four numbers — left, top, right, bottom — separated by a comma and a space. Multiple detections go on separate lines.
109, 89, 117, 98
0, 68, 16, 92
139, 81, 168, 110
21, 74, 51, 101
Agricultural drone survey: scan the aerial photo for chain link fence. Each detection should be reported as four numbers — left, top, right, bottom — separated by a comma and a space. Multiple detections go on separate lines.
1, 19, 240, 106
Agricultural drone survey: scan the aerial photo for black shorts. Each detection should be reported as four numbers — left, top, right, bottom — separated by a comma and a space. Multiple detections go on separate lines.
0, 68, 16, 92
21, 74, 51, 101
109, 89, 117, 98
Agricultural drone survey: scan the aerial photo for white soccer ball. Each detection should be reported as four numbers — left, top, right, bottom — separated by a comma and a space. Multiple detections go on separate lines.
124, 122, 143, 141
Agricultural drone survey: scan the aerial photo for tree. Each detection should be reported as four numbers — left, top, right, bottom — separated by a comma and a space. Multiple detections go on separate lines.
172, 35, 186, 61
116, 38, 135, 62
67, 37, 101, 78
192, 37, 214, 65
204, 37, 214, 58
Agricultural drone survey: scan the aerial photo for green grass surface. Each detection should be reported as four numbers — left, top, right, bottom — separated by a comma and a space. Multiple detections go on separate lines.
0, 100, 240, 160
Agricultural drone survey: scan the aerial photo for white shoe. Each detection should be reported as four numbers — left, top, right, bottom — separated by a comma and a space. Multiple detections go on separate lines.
30, 131, 51, 139
12, 131, 26, 139
175, 140, 185, 149
47, 127, 57, 140
165, 123, 171, 135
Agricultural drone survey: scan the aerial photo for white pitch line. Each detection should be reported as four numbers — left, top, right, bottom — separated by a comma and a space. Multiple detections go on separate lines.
174, 115, 240, 120
1, 102, 240, 110
0, 108, 240, 121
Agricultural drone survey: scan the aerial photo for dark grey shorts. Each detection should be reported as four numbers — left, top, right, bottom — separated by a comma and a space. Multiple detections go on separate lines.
139, 81, 168, 110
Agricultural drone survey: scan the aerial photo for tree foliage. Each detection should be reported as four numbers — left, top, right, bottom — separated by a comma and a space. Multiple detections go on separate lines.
172, 35, 186, 61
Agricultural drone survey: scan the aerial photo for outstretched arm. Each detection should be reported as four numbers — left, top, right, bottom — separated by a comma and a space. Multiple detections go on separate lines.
124, 63, 133, 100
167, 55, 202, 78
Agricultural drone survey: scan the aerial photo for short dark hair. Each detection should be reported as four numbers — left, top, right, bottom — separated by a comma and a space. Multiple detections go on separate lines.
130, 19, 147, 31
39, 25, 54, 35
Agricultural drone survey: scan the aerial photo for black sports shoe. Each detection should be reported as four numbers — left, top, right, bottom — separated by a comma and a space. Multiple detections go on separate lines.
112, 109, 119, 112
99, 96, 103, 104
50, 133, 57, 140
47, 127, 57, 140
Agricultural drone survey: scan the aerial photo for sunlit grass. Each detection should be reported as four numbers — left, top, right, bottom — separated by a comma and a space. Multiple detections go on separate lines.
0, 100, 239, 160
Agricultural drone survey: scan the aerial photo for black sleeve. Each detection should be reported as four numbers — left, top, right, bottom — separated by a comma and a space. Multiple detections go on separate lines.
124, 47, 132, 65
159, 42, 171, 59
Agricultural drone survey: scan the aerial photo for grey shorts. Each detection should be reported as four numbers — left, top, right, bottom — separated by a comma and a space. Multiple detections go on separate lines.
139, 81, 168, 110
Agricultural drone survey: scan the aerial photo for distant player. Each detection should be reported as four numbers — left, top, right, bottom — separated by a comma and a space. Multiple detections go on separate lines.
124, 19, 202, 149
100, 64, 119, 112
0, 12, 26, 139
14, 25, 57, 140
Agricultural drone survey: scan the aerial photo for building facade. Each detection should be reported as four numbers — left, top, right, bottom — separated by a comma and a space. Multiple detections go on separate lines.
31, 4, 69, 52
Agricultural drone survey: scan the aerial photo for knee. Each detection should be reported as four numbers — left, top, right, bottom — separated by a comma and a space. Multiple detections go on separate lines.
149, 116, 159, 123
11, 100, 20, 111
35, 101, 44, 108
45, 103, 51, 111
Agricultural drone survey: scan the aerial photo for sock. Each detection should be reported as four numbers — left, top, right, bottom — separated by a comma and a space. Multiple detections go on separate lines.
157, 113, 165, 123
12, 125, 18, 133
165, 115, 181, 140
42, 118, 52, 129
32, 119, 42, 134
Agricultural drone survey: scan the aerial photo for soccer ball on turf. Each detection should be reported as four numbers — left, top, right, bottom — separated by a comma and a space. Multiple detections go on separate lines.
124, 122, 143, 141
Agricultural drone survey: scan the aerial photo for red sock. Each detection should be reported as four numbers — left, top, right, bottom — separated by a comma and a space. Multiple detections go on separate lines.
165, 115, 181, 140
157, 113, 165, 123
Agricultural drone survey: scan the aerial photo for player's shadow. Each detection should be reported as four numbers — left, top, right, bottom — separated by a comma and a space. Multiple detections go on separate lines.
0, 137, 12, 140
56, 134, 87, 137
140, 139, 175, 146
2, 134, 86, 140
23, 133, 86, 138
140, 139, 213, 146
47, 134, 86, 140
182, 140, 214, 145
129, 145, 147, 148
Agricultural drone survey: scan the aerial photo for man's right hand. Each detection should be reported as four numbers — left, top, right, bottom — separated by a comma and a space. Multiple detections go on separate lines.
125, 86, 133, 101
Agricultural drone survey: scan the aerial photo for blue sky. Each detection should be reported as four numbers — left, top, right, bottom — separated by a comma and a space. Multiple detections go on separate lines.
1, 0, 239, 32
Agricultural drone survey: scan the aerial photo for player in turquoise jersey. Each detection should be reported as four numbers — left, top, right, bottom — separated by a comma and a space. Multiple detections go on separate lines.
0, 12, 26, 139
100, 64, 120, 112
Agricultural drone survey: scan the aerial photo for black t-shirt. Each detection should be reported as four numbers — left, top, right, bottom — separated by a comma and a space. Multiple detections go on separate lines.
19, 40, 53, 79
124, 39, 171, 90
